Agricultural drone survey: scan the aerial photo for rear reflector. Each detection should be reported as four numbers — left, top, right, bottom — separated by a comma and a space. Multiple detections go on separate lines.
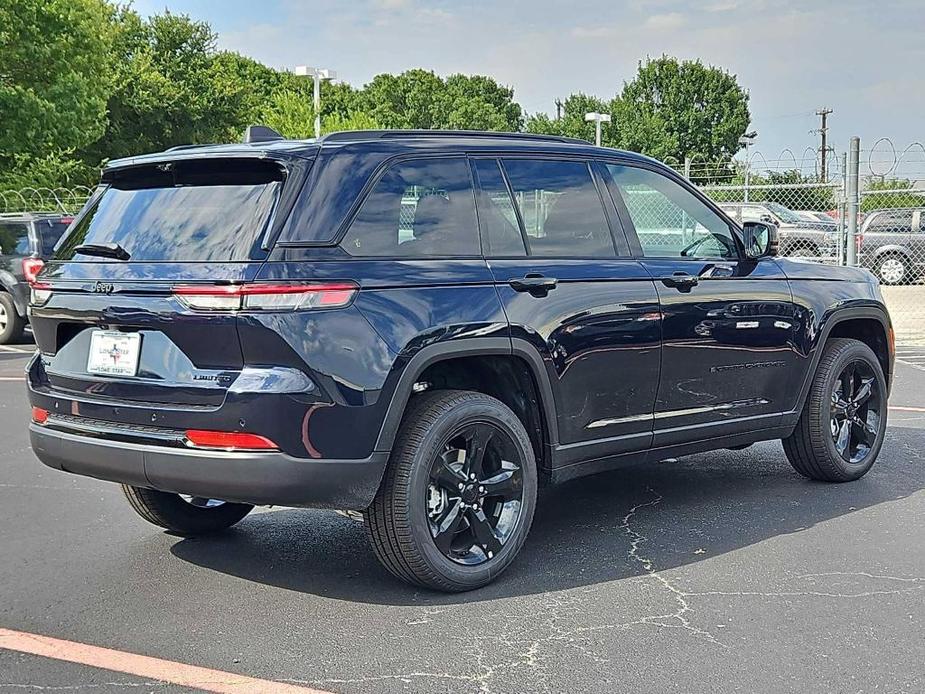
184, 429, 278, 451
173, 282, 358, 311
31, 407, 49, 424
22, 258, 45, 285
30, 282, 52, 306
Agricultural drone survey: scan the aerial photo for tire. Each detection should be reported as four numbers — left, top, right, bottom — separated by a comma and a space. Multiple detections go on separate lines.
364, 390, 538, 592
782, 338, 887, 482
875, 254, 909, 285
121, 485, 253, 536
0, 292, 25, 345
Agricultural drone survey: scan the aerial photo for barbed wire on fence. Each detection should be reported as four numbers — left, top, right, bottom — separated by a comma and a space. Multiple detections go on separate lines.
0, 186, 94, 215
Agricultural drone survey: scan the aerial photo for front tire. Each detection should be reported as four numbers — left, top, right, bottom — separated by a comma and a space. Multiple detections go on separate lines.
122, 485, 253, 535
782, 338, 887, 482
365, 390, 538, 592
0, 293, 25, 345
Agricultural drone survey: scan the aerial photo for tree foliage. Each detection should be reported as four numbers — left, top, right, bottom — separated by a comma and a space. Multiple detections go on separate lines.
861, 178, 925, 212
0, 0, 114, 184
1, 4, 754, 194
616, 56, 750, 166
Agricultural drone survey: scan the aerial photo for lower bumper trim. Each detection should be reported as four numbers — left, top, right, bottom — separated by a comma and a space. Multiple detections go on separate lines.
30, 424, 388, 510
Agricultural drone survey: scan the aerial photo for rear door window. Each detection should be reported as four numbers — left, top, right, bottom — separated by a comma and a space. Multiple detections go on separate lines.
56, 160, 283, 262
501, 159, 615, 257
341, 157, 479, 257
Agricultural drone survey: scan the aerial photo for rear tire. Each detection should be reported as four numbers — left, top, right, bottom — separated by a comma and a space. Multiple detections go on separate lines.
121, 485, 253, 536
0, 293, 25, 345
782, 338, 887, 482
365, 390, 537, 592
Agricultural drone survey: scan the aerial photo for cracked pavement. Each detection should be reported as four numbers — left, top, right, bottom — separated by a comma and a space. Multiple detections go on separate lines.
1, 343, 923, 693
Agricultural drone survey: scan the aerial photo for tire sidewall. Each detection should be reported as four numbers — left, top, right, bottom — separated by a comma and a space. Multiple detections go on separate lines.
0, 293, 22, 344
403, 397, 537, 587
816, 343, 888, 478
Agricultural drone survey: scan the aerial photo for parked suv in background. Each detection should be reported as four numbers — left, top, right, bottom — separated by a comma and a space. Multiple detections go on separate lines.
27, 130, 893, 591
0, 213, 72, 343
718, 201, 834, 259
854, 208, 925, 284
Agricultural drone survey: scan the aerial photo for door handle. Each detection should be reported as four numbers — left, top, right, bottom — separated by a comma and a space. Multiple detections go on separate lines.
509, 275, 558, 296
661, 272, 700, 291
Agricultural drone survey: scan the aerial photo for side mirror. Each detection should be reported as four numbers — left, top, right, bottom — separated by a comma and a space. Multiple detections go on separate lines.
743, 221, 778, 259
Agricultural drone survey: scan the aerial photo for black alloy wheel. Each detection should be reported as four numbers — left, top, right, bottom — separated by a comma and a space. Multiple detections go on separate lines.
829, 359, 883, 465
425, 422, 525, 565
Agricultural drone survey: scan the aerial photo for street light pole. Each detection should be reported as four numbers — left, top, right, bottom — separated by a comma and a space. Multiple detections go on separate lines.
295, 66, 337, 138
584, 112, 612, 147
738, 132, 757, 204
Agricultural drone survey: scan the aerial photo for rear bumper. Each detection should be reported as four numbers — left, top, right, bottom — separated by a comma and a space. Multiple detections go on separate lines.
30, 424, 388, 510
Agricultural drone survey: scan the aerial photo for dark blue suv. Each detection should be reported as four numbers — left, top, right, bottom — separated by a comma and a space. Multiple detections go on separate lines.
27, 130, 894, 591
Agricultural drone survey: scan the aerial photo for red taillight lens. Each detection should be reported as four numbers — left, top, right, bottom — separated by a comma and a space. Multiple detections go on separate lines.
31, 407, 49, 424
184, 429, 278, 451
172, 282, 358, 312
856, 234, 864, 252
22, 258, 45, 285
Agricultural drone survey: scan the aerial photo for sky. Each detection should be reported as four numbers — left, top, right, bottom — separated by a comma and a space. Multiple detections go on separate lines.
132, 0, 924, 176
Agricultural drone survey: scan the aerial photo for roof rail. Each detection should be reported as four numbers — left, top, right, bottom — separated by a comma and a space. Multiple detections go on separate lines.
320, 129, 590, 146
164, 143, 215, 152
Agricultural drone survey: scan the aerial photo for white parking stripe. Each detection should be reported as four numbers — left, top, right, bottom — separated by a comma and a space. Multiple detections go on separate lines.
0, 345, 34, 354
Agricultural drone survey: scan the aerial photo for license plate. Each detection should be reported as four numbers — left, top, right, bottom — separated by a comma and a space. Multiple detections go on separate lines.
87, 331, 142, 377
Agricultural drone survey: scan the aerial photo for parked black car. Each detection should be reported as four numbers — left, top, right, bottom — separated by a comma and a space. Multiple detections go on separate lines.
27, 130, 894, 591
0, 212, 72, 343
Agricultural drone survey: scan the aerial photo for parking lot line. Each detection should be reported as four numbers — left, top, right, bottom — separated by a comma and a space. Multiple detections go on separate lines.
0, 345, 33, 354
889, 405, 925, 413
0, 376, 25, 381
0, 628, 330, 694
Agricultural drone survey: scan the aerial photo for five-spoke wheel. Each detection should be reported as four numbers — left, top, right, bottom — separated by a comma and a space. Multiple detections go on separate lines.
783, 338, 887, 481
365, 390, 537, 592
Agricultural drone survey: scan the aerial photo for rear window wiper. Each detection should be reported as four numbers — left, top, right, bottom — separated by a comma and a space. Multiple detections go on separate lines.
74, 242, 131, 261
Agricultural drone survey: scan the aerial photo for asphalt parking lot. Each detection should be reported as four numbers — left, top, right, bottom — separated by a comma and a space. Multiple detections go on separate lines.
1, 338, 923, 693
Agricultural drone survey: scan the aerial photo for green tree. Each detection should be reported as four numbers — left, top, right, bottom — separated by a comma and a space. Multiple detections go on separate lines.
525, 93, 615, 144
616, 56, 750, 166
0, 0, 114, 185
861, 179, 925, 212
359, 69, 521, 131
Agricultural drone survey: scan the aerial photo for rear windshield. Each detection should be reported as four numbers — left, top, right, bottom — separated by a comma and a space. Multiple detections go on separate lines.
35, 218, 71, 256
56, 160, 283, 262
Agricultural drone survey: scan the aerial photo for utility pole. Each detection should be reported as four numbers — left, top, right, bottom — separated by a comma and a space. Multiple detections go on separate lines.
555, 99, 564, 120
814, 107, 833, 181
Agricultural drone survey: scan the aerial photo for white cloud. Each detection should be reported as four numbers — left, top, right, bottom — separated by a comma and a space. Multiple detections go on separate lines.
643, 11, 686, 30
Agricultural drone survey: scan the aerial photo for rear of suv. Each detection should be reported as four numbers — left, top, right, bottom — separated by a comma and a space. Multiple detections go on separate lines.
0, 213, 72, 343
27, 130, 893, 591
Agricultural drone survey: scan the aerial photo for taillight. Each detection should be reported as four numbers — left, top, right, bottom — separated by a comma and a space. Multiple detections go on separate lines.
30, 281, 52, 307
172, 282, 358, 312
184, 429, 278, 451
22, 257, 44, 284
31, 407, 49, 424
856, 234, 864, 253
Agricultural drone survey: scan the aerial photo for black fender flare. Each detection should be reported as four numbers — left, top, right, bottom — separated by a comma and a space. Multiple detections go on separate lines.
373, 336, 559, 453
789, 305, 892, 421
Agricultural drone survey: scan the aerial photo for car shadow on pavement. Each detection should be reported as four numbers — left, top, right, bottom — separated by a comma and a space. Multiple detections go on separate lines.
169, 430, 925, 606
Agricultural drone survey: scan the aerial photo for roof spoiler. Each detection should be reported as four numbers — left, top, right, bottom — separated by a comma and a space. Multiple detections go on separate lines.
243, 125, 284, 144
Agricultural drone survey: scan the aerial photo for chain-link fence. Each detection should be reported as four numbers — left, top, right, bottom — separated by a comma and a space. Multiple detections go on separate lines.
683, 140, 925, 344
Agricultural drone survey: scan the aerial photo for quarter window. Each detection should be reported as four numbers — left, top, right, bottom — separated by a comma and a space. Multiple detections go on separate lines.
607, 165, 737, 259
0, 223, 30, 256
341, 158, 479, 257
502, 159, 615, 257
